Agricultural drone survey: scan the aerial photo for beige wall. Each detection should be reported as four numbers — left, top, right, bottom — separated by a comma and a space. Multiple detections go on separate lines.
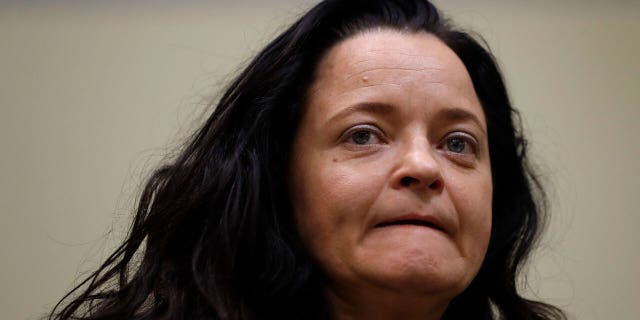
2, 1, 638, 319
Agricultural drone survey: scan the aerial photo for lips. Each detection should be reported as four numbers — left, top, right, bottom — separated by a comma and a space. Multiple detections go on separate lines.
374, 214, 446, 233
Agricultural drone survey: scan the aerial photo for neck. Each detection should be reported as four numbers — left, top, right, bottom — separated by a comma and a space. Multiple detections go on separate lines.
324, 283, 450, 320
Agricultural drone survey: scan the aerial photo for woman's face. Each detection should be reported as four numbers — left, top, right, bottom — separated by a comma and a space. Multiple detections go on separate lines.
289, 30, 492, 305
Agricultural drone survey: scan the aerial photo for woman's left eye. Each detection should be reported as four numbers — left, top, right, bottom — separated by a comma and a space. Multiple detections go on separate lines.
443, 134, 477, 155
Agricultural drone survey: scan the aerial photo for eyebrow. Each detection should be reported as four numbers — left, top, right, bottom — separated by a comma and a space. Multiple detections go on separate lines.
435, 107, 487, 135
327, 102, 394, 123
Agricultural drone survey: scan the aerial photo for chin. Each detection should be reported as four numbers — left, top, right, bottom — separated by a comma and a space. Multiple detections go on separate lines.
352, 257, 471, 299
353, 229, 484, 295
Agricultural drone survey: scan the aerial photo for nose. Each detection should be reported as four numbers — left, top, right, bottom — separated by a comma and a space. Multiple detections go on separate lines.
391, 137, 443, 192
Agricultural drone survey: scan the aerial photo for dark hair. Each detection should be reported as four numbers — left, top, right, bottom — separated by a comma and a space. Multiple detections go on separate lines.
50, 1, 565, 319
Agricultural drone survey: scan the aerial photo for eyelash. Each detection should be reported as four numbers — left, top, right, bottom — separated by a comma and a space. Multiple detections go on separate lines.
341, 124, 385, 146
440, 132, 478, 156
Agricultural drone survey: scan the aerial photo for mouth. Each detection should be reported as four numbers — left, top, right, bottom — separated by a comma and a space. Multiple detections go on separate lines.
374, 215, 446, 233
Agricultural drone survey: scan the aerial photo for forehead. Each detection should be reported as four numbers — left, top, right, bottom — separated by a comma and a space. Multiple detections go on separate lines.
305, 29, 484, 129
311, 29, 476, 96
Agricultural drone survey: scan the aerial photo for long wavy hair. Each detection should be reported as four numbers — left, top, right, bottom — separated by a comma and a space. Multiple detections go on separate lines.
50, 1, 566, 319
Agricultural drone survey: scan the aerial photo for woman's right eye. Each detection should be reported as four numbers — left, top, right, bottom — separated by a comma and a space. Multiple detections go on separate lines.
350, 130, 374, 145
343, 125, 383, 146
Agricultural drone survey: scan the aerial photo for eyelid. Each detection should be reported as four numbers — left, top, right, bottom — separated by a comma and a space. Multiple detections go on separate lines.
443, 131, 479, 153
447, 131, 478, 143
340, 124, 385, 143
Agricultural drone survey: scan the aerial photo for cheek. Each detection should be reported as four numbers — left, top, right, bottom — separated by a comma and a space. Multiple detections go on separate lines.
292, 158, 357, 238
453, 174, 493, 261
290, 155, 386, 260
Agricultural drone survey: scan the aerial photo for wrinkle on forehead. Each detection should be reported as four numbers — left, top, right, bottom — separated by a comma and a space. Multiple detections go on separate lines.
342, 66, 445, 83
310, 64, 452, 98
311, 62, 449, 97
324, 50, 446, 81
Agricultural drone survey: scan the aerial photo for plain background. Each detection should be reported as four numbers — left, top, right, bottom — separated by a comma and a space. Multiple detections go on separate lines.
2, 1, 639, 319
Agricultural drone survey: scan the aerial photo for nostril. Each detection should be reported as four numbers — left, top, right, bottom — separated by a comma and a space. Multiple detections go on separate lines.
429, 179, 442, 190
399, 176, 443, 190
400, 176, 418, 187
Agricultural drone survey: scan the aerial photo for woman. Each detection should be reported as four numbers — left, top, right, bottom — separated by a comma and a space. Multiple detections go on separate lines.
50, 0, 566, 319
